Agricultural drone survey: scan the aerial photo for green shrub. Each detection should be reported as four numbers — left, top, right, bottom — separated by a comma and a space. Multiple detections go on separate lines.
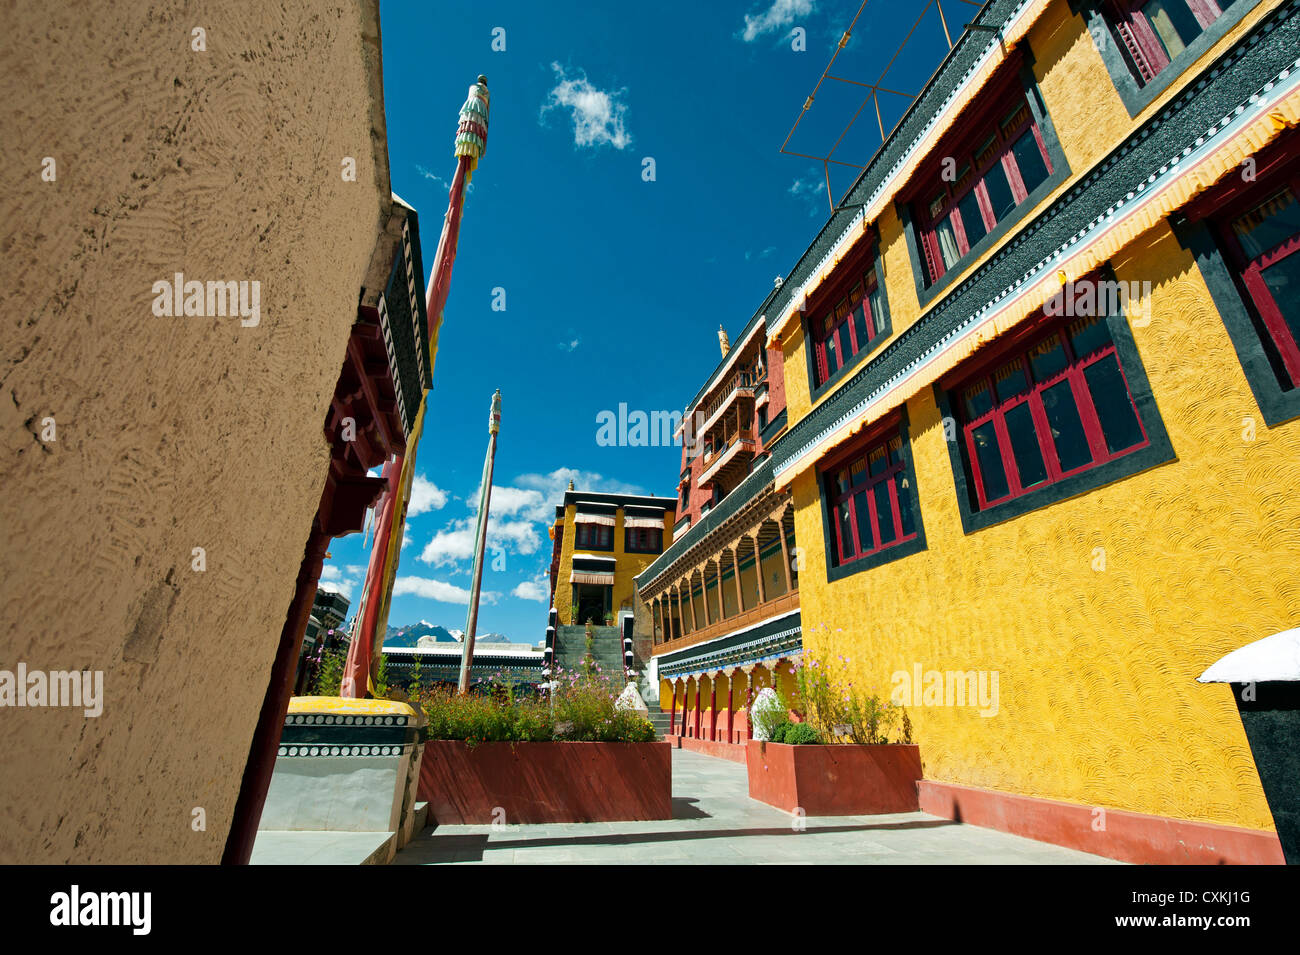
784, 722, 821, 745
771, 721, 790, 743
312, 649, 345, 697
793, 636, 904, 744
420, 667, 654, 744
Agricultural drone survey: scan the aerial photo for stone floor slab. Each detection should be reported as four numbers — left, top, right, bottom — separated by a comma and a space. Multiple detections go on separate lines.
392, 749, 1119, 866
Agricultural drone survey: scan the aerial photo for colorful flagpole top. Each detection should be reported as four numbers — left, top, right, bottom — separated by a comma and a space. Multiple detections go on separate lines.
488, 389, 501, 436
455, 75, 490, 173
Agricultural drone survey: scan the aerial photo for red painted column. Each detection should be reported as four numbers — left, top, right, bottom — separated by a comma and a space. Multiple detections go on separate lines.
693, 678, 701, 739
669, 681, 678, 735
725, 673, 734, 744
709, 678, 718, 742
223, 517, 330, 864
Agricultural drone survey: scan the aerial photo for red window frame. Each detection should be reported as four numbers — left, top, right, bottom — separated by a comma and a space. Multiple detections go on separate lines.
1209, 172, 1300, 389
574, 522, 613, 550
918, 96, 1054, 285
811, 246, 885, 387
624, 527, 663, 554
821, 421, 919, 567
1105, 0, 1234, 85
949, 295, 1151, 511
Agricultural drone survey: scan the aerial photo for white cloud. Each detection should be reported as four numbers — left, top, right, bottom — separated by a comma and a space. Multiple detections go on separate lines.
418, 515, 542, 567
542, 64, 632, 150
393, 576, 500, 606
482, 485, 547, 520
419, 524, 475, 566
789, 176, 820, 196
789, 175, 827, 216
511, 580, 549, 603
318, 563, 362, 600
740, 0, 815, 43
514, 467, 647, 501
557, 338, 581, 352
415, 164, 473, 194
408, 474, 448, 516
415, 164, 449, 190
412, 468, 647, 573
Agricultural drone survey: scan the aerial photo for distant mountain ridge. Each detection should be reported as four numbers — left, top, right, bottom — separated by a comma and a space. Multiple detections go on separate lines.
382, 621, 512, 648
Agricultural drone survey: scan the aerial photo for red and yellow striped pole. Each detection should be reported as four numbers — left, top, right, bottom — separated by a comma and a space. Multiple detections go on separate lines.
341, 76, 490, 698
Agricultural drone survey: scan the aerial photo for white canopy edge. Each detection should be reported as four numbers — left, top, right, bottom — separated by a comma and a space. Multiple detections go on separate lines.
1198, 628, 1300, 684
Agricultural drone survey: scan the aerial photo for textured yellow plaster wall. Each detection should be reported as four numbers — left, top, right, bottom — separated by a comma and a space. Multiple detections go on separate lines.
791, 228, 1300, 830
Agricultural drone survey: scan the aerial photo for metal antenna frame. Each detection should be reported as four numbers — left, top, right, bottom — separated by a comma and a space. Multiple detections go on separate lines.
779, 0, 987, 213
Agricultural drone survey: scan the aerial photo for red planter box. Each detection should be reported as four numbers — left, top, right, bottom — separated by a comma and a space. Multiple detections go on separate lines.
746, 740, 922, 815
418, 740, 672, 824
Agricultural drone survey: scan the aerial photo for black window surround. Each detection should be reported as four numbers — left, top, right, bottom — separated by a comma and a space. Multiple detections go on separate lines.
800, 235, 894, 403
899, 58, 1071, 312
1071, 0, 1259, 118
573, 521, 614, 551
1171, 215, 1300, 427
934, 266, 1177, 533
816, 407, 928, 583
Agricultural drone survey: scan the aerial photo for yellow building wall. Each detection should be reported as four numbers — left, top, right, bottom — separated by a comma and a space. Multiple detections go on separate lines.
789, 227, 1300, 830
779, 0, 1283, 429
557, 503, 674, 625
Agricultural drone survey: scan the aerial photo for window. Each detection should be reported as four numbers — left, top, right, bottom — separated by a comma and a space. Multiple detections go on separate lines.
953, 307, 1150, 511
1106, 0, 1241, 86
1214, 183, 1300, 389
811, 249, 888, 388
1176, 140, 1300, 426
624, 527, 663, 554
574, 522, 613, 550
824, 429, 920, 567
918, 98, 1054, 286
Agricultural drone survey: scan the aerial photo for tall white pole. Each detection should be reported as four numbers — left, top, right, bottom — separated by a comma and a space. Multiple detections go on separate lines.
458, 390, 501, 694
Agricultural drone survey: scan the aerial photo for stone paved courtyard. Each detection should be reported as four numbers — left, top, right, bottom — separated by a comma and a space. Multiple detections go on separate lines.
392, 748, 1119, 865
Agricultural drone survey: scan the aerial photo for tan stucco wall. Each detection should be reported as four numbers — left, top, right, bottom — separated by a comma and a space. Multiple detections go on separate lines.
0, 1, 392, 863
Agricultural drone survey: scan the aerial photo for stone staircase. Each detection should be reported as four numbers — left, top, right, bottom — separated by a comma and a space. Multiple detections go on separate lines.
553, 624, 676, 737
554, 624, 625, 678
646, 709, 674, 739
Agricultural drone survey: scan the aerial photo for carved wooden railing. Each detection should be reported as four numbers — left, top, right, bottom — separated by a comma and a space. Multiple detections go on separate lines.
656, 589, 799, 655
699, 369, 760, 428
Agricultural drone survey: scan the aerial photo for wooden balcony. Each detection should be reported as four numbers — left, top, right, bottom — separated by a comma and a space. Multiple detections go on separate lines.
698, 429, 757, 488
654, 589, 799, 656
697, 369, 762, 436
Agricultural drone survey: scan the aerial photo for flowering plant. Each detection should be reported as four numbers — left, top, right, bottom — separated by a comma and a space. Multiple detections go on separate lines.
417, 667, 654, 746
791, 640, 911, 745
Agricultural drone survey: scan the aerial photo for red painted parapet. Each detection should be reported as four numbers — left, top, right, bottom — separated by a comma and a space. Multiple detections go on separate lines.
747, 740, 922, 816
419, 741, 672, 824
918, 780, 1286, 865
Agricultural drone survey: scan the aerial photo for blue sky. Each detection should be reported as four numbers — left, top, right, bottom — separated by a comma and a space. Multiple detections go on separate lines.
319, 0, 956, 643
